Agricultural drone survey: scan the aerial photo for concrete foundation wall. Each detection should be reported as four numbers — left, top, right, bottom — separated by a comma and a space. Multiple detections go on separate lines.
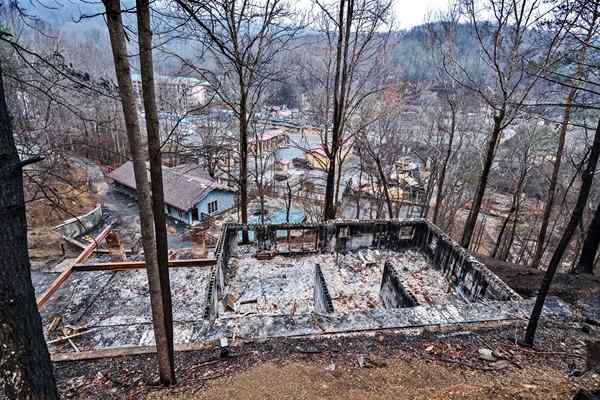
213, 219, 520, 310
205, 224, 238, 320
380, 261, 418, 309
54, 204, 103, 238
313, 264, 334, 314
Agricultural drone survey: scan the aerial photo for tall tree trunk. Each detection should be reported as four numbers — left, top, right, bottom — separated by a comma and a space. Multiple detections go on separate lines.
324, 153, 337, 220
575, 200, 600, 274
324, 0, 353, 221
524, 118, 600, 346
502, 195, 522, 262
239, 96, 249, 241
374, 158, 394, 218
0, 60, 58, 400
422, 158, 438, 220
461, 111, 504, 248
136, 0, 176, 384
356, 156, 363, 219
103, 0, 174, 383
530, 91, 575, 268
334, 152, 344, 207
493, 164, 527, 259
433, 104, 456, 224
432, 100, 456, 224
530, 22, 594, 269
492, 208, 514, 259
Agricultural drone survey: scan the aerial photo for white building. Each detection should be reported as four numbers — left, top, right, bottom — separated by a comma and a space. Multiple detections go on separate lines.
131, 73, 210, 112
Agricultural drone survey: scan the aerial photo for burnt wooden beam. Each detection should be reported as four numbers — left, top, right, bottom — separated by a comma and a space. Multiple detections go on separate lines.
73, 258, 216, 271
37, 225, 113, 308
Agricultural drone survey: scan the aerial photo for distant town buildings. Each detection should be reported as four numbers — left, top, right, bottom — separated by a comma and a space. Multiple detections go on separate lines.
305, 147, 328, 169
249, 128, 290, 155
131, 73, 210, 112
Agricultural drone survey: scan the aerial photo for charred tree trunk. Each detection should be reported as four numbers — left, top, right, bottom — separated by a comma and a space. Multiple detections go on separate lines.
374, 158, 394, 218
493, 161, 527, 259
502, 194, 522, 262
356, 155, 363, 219
423, 159, 438, 220
530, 91, 575, 268
324, 151, 338, 220
239, 93, 249, 242
103, 0, 174, 383
492, 208, 514, 259
433, 103, 456, 225
524, 118, 600, 346
334, 152, 344, 207
0, 59, 58, 400
461, 111, 504, 248
575, 200, 600, 274
530, 22, 594, 269
324, 0, 353, 221
136, 0, 176, 384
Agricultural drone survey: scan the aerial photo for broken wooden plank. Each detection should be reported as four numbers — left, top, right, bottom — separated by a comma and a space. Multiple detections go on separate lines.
62, 235, 87, 250
37, 225, 112, 308
50, 340, 214, 362
67, 338, 80, 352
47, 329, 96, 345
73, 258, 217, 271
92, 248, 133, 255
62, 234, 132, 255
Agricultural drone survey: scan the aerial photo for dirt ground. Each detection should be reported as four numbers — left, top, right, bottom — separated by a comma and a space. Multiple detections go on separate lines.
25, 160, 99, 258
481, 256, 600, 302
53, 322, 600, 399
151, 358, 581, 400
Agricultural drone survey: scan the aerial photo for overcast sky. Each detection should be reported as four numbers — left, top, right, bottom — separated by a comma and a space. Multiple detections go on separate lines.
394, 0, 449, 29
32, 0, 452, 31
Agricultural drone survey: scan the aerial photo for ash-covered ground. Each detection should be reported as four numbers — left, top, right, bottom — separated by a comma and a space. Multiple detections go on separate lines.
222, 248, 466, 317
39, 266, 211, 352
223, 257, 315, 316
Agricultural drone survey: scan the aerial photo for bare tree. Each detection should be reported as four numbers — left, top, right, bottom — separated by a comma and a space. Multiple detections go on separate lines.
522, 0, 600, 343
524, 118, 600, 345
530, 0, 599, 268
191, 112, 233, 179
301, 0, 392, 220
136, 0, 176, 384
354, 94, 404, 218
249, 124, 279, 222
102, 0, 175, 384
491, 121, 546, 261
575, 199, 600, 274
443, 0, 564, 249
172, 0, 300, 240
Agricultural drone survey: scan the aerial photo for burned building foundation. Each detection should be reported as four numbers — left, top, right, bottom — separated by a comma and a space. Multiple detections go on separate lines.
200, 219, 571, 342
206, 220, 522, 318
38, 219, 573, 356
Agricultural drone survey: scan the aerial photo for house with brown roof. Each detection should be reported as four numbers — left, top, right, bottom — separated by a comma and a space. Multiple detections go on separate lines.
109, 161, 235, 225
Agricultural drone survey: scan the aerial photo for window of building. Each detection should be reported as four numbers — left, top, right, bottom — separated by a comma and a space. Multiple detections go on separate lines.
208, 200, 218, 214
